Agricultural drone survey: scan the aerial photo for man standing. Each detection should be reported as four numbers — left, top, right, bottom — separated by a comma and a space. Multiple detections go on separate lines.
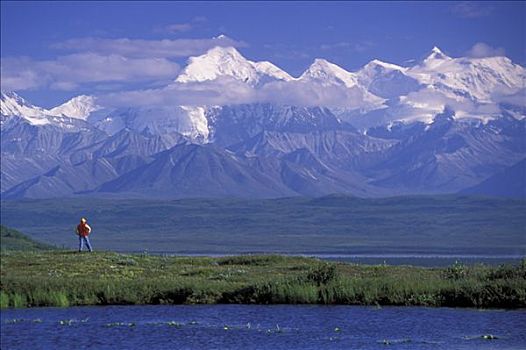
76, 217, 93, 252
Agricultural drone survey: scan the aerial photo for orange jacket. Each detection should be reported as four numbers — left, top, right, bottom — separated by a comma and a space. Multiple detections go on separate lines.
77, 223, 91, 237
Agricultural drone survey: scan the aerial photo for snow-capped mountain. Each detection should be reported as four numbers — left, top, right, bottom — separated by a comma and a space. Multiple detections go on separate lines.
406, 47, 525, 103
206, 103, 353, 146
1, 91, 50, 125
343, 46, 526, 126
298, 59, 385, 111
421, 46, 452, 68
357, 59, 406, 86
2, 46, 525, 199
356, 59, 421, 99
300, 59, 359, 87
1, 91, 95, 130
48, 95, 101, 120
176, 46, 292, 86
95, 105, 208, 146
12, 45, 521, 139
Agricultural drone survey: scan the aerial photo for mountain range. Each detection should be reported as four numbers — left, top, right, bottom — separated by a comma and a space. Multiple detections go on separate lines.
1, 46, 525, 199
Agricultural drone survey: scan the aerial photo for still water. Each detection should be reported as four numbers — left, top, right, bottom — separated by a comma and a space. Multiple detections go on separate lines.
1, 305, 525, 349
139, 252, 525, 267
319, 254, 525, 267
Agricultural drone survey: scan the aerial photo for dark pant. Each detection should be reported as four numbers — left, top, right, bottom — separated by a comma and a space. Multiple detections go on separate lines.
79, 236, 93, 252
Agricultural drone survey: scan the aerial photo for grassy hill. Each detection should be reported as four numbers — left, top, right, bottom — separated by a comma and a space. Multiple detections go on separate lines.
0, 225, 57, 251
1, 195, 525, 254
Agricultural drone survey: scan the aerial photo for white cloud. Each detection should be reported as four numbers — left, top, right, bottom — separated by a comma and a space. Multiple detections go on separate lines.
165, 23, 193, 33
96, 77, 374, 110
159, 16, 208, 34
43, 53, 180, 82
493, 88, 526, 107
50, 81, 79, 91
98, 77, 257, 108
52, 35, 247, 58
404, 88, 474, 111
466, 42, 506, 58
451, 2, 493, 18
0, 57, 45, 90
258, 80, 368, 109
1, 53, 180, 91
2, 35, 247, 92
402, 87, 502, 119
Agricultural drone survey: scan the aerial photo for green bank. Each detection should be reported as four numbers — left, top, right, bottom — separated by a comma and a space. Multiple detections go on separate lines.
1, 251, 525, 309
1, 225, 57, 252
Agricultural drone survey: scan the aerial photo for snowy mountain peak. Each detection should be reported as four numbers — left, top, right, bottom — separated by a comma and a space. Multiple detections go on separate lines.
1, 91, 35, 111
424, 46, 451, 64
431, 46, 444, 54
301, 59, 358, 87
304, 58, 330, 73
176, 46, 292, 85
1, 91, 99, 128
253, 61, 293, 81
1, 91, 50, 125
356, 59, 416, 98
49, 95, 101, 120
308, 58, 343, 71
176, 46, 253, 84
364, 59, 405, 72
205, 46, 245, 60
312, 58, 331, 66
407, 47, 526, 105
300, 59, 386, 110
1, 90, 20, 100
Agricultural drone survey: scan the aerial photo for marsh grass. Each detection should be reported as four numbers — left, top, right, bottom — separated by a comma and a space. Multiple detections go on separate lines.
1, 251, 524, 308
9, 293, 26, 308
0, 291, 9, 308
28, 290, 70, 307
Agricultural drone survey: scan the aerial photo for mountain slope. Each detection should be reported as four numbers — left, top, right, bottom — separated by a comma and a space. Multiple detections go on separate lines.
97, 143, 297, 198
48, 95, 101, 120
230, 129, 395, 171
460, 158, 526, 198
368, 111, 526, 192
95, 106, 207, 145
208, 103, 354, 147
357, 59, 421, 99
2, 129, 167, 198
3, 158, 119, 199
0, 113, 108, 192
1, 91, 50, 125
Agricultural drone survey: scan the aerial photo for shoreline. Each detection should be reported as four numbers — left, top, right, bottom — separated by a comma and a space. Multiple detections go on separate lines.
116, 251, 526, 259
1, 251, 525, 309
2, 303, 524, 312
115, 251, 526, 266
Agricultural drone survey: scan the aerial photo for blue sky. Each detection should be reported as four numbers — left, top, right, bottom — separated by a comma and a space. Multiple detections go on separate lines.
1, 1, 525, 107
